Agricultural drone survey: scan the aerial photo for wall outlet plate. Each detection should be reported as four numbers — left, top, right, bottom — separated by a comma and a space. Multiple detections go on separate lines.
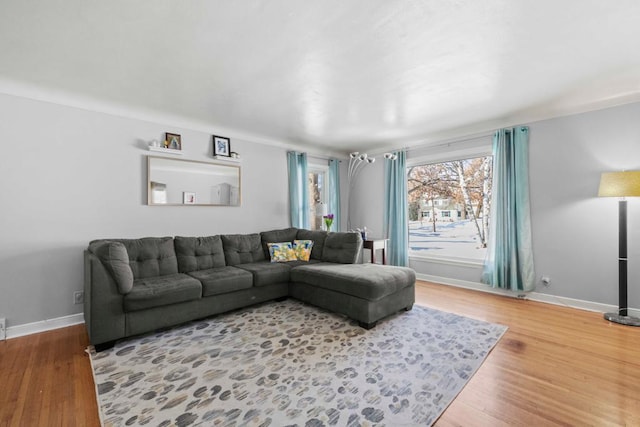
0, 317, 6, 341
73, 291, 84, 305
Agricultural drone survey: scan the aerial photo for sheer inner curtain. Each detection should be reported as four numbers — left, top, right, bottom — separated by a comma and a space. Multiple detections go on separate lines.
481, 127, 535, 292
287, 151, 309, 229
328, 159, 341, 231
383, 150, 409, 266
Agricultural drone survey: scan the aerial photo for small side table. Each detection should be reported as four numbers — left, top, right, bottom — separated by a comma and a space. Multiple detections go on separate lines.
363, 238, 388, 265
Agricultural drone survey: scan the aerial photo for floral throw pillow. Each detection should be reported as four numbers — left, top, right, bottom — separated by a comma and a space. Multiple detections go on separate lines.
293, 240, 314, 261
267, 242, 297, 263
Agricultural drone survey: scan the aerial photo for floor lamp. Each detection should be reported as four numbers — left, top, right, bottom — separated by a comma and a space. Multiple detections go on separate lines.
598, 170, 640, 326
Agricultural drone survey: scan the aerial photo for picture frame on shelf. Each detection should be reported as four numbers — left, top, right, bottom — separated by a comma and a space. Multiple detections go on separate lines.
183, 191, 196, 204
165, 133, 182, 150
213, 135, 231, 157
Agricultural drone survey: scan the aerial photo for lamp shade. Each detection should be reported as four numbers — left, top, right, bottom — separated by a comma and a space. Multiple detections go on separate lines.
598, 171, 640, 197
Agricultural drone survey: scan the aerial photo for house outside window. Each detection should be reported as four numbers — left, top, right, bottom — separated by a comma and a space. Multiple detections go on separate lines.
407, 155, 493, 262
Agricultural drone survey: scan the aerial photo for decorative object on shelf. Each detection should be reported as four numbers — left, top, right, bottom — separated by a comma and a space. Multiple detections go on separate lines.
346, 151, 397, 230
230, 152, 240, 159
213, 135, 231, 157
356, 226, 368, 241
323, 213, 334, 232
598, 170, 640, 326
183, 192, 196, 205
165, 133, 182, 150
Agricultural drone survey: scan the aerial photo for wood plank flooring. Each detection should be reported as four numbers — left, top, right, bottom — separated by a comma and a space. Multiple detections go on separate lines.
1, 280, 639, 426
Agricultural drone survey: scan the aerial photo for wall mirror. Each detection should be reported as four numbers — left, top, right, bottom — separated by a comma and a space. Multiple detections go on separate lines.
147, 156, 241, 206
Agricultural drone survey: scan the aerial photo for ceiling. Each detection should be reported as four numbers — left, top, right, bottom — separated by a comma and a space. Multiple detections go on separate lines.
1, 1, 639, 155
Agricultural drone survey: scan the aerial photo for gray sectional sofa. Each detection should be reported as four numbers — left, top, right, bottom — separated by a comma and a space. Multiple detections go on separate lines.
84, 228, 415, 351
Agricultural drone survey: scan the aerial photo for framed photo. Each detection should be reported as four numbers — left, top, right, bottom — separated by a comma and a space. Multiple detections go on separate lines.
165, 133, 182, 150
213, 135, 231, 157
183, 191, 196, 204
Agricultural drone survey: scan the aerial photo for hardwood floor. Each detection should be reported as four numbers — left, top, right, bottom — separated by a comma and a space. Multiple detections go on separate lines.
1, 281, 638, 426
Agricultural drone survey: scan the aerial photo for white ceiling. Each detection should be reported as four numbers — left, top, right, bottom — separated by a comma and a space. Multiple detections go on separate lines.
1, 1, 639, 154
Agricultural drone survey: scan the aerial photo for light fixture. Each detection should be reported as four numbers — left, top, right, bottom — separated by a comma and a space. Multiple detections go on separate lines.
598, 170, 640, 326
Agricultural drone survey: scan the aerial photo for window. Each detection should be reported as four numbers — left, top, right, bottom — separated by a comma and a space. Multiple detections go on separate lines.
407, 155, 493, 261
308, 165, 328, 230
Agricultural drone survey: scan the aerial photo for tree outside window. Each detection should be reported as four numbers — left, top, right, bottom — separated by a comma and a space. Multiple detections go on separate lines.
407, 156, 493, 260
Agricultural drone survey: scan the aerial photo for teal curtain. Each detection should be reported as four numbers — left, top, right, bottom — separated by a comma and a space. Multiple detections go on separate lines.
328, 159, 341, 231
383, 150, 409, 266
481, 127, 535, 291
287, 151, 309, 229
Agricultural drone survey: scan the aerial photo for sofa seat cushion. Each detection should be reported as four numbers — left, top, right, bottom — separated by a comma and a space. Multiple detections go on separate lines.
187, 266, 254, 297
236, 261, 292, 287
290, 263, 415, 301
124, 273, 202, 312
284, 258, 323, 268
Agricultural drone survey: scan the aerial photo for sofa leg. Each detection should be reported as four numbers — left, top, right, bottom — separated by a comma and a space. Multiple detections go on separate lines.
358, 321, 377, 330
94, 340, 116, 352
405, 305, 413, 312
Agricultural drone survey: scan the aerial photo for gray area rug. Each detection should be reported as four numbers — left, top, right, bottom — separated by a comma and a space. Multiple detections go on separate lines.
88, 300, 507, 426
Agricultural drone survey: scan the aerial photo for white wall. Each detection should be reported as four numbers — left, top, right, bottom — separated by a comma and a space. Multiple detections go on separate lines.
350, 102, 640, 311
349, 160, 385, 237
0, 93, 290, 328
529, 102, 640, 307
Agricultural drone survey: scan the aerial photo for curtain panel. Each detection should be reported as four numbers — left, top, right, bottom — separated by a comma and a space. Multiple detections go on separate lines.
287, 151, 309, 229
383, 150, 409, 266
328, 159, 341, 232
481, 127, 535, 292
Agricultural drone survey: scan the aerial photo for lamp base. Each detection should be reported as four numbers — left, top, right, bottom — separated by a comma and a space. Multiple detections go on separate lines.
603, 312, 640, 326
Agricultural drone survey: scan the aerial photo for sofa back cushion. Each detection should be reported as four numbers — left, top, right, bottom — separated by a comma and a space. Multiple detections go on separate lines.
221, 233, 265, 265
88, 241, 134, 294
322, 232, 362, 264
174, 235, 226, 273
296, 229, 328, 260
260, 227, 299, 259
91, 237, 178, 279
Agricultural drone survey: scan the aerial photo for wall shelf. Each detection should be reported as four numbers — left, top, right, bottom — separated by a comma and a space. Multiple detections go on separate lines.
149, 146, 183, 155
212, 155, 241, 162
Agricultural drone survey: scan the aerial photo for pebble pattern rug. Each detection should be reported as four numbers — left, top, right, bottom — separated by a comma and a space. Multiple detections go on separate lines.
88, 300, 507, 427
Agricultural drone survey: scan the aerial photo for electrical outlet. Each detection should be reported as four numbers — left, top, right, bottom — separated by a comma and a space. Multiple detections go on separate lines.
541, 276, 551, 286
0, 317, 6, 341
73, 291, 84, 305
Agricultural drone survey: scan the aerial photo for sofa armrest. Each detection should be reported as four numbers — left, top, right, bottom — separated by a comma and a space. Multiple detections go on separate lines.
84, 250, 126, 346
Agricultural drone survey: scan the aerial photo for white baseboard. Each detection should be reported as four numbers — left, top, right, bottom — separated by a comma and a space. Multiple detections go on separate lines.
6, 313, 84, 340
5, 276, 640, 340
416, 273, 640, 318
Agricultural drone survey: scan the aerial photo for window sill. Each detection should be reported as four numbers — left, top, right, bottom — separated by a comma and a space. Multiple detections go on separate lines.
409, 254, 484, 268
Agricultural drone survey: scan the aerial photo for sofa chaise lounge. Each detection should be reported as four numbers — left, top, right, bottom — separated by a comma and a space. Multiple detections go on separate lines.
84, 228, 415, 351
